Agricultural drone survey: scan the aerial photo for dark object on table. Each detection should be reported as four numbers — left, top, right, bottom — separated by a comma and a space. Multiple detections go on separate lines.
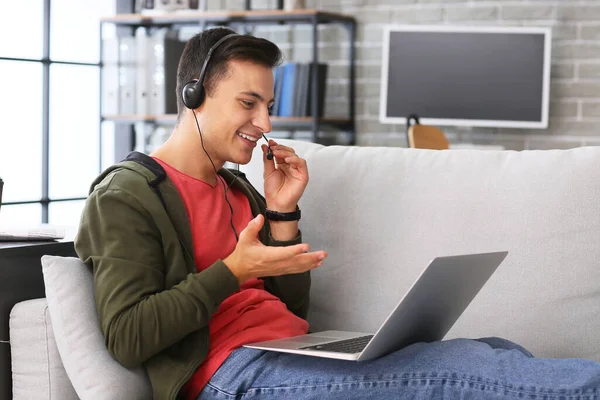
0, 177, 3, 213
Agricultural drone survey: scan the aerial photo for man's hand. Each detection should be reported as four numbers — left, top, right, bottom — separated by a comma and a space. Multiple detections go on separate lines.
262, 139, 308, 212
223, 214, 327, 285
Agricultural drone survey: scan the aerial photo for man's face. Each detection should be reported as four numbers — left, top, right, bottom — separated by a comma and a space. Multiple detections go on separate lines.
198, 59, 275, 166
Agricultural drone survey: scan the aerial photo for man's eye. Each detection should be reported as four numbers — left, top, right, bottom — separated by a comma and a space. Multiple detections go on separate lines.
241, 101, 253, 108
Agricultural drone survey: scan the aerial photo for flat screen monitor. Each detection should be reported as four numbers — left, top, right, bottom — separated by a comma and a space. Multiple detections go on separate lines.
379, 25, 552, 129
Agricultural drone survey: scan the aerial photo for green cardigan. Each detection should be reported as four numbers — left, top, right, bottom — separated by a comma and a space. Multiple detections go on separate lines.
74, 152, 311, 400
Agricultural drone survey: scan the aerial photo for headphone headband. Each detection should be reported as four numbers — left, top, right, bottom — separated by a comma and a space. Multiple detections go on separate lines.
182, 32, 240, 110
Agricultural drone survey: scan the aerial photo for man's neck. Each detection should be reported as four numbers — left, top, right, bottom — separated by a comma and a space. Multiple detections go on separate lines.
150, 124, 223, 185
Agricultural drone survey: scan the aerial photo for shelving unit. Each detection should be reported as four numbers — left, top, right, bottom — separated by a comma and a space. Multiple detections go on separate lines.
99, 8, 357, 148
102, 9, 356, 26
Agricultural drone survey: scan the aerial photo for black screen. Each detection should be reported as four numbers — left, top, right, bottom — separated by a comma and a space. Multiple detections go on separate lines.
385, 30, 547, 123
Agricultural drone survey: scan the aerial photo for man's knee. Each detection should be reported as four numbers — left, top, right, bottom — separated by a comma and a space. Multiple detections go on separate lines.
475, 336, 534, 358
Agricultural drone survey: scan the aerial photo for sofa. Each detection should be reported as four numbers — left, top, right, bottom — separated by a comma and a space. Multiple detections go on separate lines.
8, 138, 600, 399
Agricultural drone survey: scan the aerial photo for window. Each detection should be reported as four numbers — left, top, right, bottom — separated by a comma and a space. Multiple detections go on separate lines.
0, 4, 43, 59
51, 0, 116, 64
49, 64, 100, 199
0, 204, 42, 227
0, 0, 116, 227
48, 200, 86, 226
0, 61, 43, 203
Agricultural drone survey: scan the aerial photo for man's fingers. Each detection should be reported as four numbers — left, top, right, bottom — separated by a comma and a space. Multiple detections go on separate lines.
271, 144, 296, 154
262, 243, 311, 261
269, 149, 293, 166
251, 247, 327, 277
273, 250, 327, 267
271, 148, 296, 159
271, 151, 307, 171
282, 155, 306, 168
272, 253, 326, 275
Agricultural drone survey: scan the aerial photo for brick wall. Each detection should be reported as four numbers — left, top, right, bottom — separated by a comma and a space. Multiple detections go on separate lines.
213, 0, 600, 150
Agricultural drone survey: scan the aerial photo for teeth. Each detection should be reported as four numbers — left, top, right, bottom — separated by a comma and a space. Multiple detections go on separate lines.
238, 132, 258, 142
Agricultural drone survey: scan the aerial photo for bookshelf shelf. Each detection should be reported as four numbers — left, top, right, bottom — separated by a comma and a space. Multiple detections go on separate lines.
101, 9, 355, 27
102, 114, 177, 123
102, 114, 353, 130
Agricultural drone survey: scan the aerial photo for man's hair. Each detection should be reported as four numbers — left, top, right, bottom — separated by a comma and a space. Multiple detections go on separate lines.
175, 27, 283, 119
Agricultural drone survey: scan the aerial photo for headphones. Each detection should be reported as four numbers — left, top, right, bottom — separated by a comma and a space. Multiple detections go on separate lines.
182, 33, 237, 110
181, 32, 274, 160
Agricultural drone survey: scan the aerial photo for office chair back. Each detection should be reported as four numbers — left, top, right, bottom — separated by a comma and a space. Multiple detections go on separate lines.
408, 124, 449, 150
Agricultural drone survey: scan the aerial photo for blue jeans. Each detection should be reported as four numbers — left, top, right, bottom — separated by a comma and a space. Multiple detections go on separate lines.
197, 337, 600, 399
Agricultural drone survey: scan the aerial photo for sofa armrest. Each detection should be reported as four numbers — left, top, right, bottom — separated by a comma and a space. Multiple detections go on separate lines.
10, 298, 78, 400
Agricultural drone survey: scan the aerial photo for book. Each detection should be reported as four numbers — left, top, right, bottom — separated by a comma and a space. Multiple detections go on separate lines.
278, 62, 297, 117
307, 62, 328, 118
272, 65, 284, 116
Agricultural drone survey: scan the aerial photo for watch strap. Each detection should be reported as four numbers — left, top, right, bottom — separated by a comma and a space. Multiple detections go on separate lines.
265, 207, 301, 221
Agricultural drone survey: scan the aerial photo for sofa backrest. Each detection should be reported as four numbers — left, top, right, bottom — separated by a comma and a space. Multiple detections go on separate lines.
240, 139, 600, 362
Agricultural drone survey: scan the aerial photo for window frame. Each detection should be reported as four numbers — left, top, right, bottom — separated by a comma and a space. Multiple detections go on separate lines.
0, 0, 104, 222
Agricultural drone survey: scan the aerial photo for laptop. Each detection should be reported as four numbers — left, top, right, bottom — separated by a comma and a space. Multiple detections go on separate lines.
243, 251, 508, 361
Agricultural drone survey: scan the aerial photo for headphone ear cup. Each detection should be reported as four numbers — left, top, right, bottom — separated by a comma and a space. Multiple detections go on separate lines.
182, 33, 239, 110
182, 79, 205, 109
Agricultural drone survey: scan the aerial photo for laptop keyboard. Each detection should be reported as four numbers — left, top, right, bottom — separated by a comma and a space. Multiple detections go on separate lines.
299, 335, 374, 354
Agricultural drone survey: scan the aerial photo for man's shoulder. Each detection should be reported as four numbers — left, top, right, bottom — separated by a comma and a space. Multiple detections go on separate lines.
90, 152, 166, 196
81, 167, 164, 225
91, 165, 154, 198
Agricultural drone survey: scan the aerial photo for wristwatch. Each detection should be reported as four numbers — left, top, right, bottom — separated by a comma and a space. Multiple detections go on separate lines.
265, 207, 301, 221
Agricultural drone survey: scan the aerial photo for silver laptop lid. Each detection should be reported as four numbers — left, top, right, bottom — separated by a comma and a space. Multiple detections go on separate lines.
358, 251, 508, 361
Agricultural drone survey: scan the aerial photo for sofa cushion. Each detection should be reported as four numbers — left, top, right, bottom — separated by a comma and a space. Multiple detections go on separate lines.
241, 139, 600, 362
10, 298, 78, 400
41, 255, 152, 399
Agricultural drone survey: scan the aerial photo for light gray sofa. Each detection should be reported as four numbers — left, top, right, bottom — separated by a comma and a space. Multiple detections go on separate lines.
10, 139, 600, 399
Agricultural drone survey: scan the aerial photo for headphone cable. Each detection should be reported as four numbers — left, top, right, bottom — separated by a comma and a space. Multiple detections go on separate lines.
192, 111, 239, 242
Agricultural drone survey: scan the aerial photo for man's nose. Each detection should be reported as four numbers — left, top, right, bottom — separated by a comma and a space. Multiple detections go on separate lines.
253, 106, 272, 133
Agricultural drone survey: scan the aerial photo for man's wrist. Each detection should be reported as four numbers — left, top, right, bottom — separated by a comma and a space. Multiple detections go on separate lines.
265, 202, 297, 213
223, 253, 247, 284
268, 219, 298, 241
265, 202, 301, 220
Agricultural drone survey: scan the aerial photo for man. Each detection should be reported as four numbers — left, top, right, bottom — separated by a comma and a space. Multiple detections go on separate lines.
76, 27, 325, 399
77, 27, 600, 400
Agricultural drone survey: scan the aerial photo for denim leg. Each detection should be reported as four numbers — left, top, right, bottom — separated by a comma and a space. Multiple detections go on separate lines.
198, 338, 600, 400
474, 336, 535, 358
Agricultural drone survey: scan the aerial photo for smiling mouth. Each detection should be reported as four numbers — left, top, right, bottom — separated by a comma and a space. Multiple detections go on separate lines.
237, 131, 259, 143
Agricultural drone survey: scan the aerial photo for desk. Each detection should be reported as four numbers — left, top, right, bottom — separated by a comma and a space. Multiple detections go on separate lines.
0, 240, 77, 400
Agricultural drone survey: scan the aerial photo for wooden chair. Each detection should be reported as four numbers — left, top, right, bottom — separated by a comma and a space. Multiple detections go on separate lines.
407, 123, 449, 150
